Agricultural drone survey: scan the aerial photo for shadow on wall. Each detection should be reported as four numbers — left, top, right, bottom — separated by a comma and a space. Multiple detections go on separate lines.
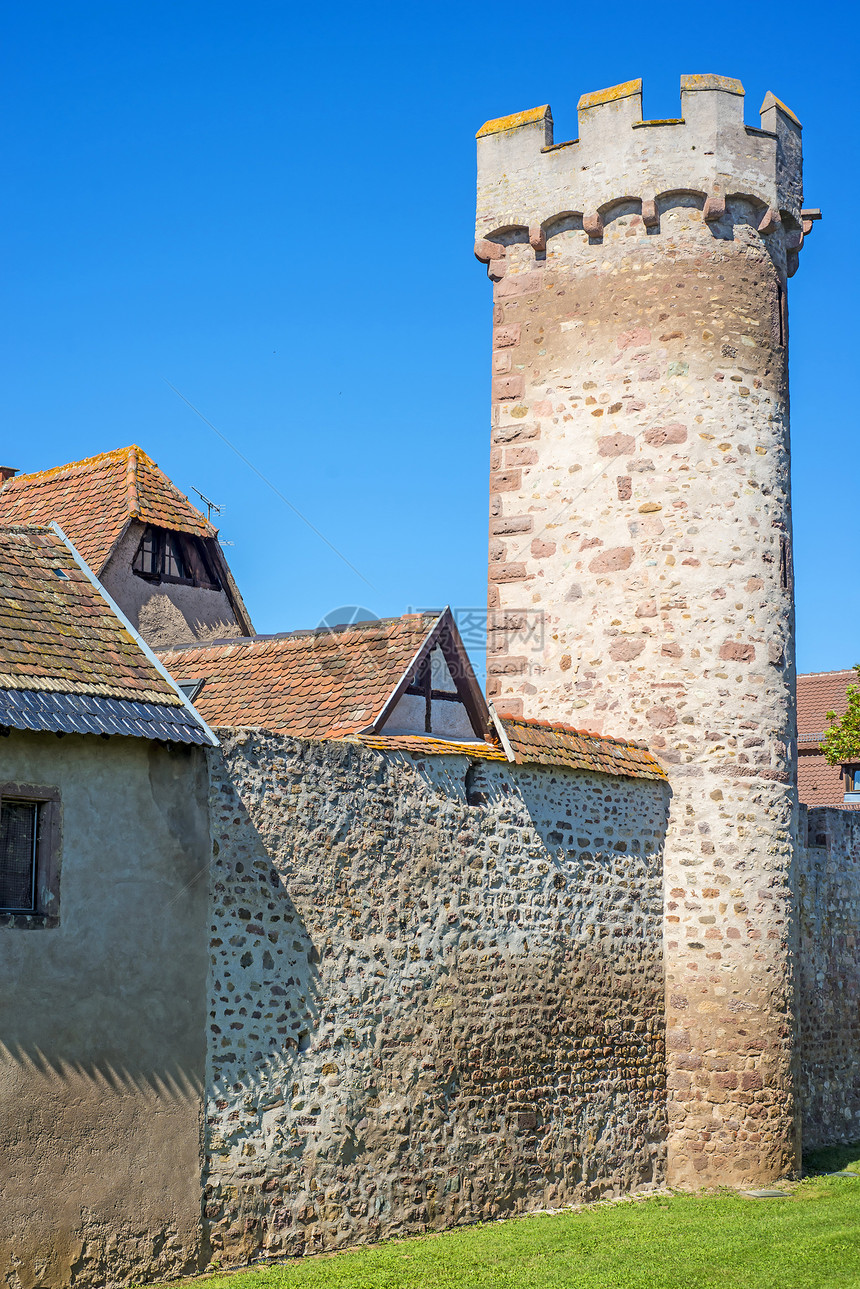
204, 733, 670, 1264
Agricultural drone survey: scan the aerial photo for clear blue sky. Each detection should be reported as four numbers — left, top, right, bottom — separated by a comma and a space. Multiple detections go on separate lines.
2, 2, 856, 676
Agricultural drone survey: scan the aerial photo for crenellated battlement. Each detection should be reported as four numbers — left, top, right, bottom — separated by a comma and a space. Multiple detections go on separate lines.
476, 74, 815, 273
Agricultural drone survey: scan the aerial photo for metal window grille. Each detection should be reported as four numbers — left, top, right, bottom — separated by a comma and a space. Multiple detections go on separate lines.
0, 800, 39, 912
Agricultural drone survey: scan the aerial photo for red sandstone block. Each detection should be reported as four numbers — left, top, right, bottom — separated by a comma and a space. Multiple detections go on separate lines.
490, 469, 523, 493
492, 423, 539, 444
487, 656, 528, 675
589, 545, 634, 574
506, 446, 538, 467
490, 447, 502, 471
474, 239, 505, 262
495, 698, 524, 718
493, 352, 512, 374
647, 705, 678, 729
645, 423, 687, 447
491, 515, 533, 536
714, 1072, 738, 1089
720, 641, 755, 663
495, 271, 543, 299
493, 374, 525, 401
531, 538, 556, 559
529, 225, 546, 252
598, 433, 636, 457
493, 325, 521, 348
617, 475, 632, 501
741, 1071, 764, 1091
703, 194, 726, 223
493, 563, 529, 582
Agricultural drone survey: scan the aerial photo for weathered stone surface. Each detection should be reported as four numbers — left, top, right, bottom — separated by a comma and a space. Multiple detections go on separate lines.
799, 807, 860, 1149
203, 732, 668, 1262
478, 79, 805, 1190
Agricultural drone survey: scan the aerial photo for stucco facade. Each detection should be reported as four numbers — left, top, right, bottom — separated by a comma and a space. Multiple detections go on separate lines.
0, 731, 210, 1289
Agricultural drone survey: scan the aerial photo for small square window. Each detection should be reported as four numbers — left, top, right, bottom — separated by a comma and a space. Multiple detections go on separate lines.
0, 785, 61, 928
0, 800, 39, 911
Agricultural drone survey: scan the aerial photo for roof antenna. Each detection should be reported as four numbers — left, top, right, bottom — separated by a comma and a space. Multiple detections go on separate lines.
191, 487, 222, 522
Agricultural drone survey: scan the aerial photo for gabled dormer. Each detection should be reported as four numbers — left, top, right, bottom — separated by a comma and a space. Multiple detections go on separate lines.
0, 446, 253, 649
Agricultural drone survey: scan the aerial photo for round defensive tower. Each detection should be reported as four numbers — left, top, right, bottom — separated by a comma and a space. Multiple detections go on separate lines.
475, 75, 818, 1188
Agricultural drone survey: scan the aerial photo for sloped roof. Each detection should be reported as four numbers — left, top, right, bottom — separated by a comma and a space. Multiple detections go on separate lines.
0, 524, 212, 743
797, 749, 847, 808
797, 669, 857, 744
357, 722, 664, 780
157, 613, 443, 739
501, 716, 666, 780
0, 446, 215, 574
157, 612, 665, 781
358, 732, 509, 760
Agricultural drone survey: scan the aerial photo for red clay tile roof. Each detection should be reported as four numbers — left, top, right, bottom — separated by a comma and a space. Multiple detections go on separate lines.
157, 614, 441, 739
0, 525, 182, 704
358, 720, 664, 781
797, 669, 857, 744
158, 617, 665, 780
358, 733, 509, 760
0, 446, 215, 574
500, 716, 666, 780
797, 749, 847, 808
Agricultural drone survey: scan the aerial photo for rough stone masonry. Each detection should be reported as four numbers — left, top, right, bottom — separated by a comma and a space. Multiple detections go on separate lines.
475, 75, 818, 1188
203, 731, 668, 1260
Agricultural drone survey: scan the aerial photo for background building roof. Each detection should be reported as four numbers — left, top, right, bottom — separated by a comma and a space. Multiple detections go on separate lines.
0, 524, 212, 743
0, 445, 215, 575
797, 669, 857, 744
158, 615, 665, 780
157, 613, 443, 740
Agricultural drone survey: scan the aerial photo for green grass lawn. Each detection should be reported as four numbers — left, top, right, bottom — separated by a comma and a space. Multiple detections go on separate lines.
172, 1146, 860, 1289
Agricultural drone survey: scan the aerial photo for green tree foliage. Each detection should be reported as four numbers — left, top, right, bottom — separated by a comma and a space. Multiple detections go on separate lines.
821, 664, 860, 766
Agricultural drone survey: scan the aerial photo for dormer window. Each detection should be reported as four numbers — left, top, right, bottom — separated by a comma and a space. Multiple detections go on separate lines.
133, 525, 221, 590
845, 766, 860, 803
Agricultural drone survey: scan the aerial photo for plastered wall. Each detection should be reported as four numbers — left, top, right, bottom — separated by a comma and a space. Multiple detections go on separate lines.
0, 731, 210, 1289
203, 731, 668, 1263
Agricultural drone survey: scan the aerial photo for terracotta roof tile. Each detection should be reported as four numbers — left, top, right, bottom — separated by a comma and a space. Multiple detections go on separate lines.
500, 716, 666, 780
797, 669, 857, 744
0, 524, 182, 705
157, 614, 440, 738
159, 620, 664, 781
357, 733, 509, 760
798, 749, 847, 808
0, 446, 215, 574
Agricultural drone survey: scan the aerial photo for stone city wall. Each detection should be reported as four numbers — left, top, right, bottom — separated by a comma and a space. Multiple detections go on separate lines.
203, 730, 668, 1264
798, 805, 860, 1150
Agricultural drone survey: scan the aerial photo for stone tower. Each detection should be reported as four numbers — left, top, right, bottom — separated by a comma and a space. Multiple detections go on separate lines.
475, 76, 818, 1188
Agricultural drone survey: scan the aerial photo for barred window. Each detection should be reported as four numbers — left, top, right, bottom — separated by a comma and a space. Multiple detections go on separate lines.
0, 785, 61, 927
0, 800, 39, 912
